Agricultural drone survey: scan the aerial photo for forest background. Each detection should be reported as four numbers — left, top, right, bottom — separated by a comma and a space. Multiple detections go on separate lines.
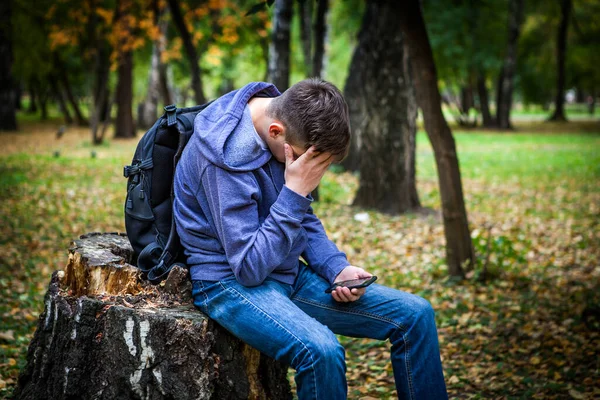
0, 0, 599, 398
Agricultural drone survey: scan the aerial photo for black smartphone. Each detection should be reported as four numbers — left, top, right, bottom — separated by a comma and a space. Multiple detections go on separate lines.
325, 276, 378, 293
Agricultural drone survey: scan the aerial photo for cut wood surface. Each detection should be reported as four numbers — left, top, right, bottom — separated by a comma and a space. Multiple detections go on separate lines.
15, 233, 291, 400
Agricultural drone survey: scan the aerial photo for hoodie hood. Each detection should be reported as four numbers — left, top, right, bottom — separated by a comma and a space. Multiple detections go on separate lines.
193, 82, 281, 171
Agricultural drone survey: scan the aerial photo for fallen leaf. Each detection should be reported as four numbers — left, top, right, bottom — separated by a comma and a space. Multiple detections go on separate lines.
0, 330, 15, 341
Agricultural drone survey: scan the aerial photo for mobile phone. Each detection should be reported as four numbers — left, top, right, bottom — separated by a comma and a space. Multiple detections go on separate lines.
325, 276, 377, 293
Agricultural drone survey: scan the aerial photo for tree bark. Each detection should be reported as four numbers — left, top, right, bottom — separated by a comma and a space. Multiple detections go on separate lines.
0, 0, 17, 130
114, 49, 136, 138
15, 233, 291, 400
167, 0, 206, 104
269, 0, 293, 92
312, 0, 329, 79
398, 1, 474, 277
477, 72, 495, 127
548, 0, 571, 122
496, 0, 524, 130
345, 0, 420, 214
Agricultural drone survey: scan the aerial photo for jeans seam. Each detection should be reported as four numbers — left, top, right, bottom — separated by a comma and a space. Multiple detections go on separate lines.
294, 296, 408, 331
404, 333, 415, 399
198, 281, 210, 313
218, 282, 319, 400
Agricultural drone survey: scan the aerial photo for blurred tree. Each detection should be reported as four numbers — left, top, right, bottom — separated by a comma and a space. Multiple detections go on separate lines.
345, 0, 420, 214
138, 0, 169, 129
569, 0, 600, 115
312, 0, 328, 78
398, 0, 474, 277
0, 0, 17, 130
496, 0, 524, 129
424, 0, 505, 128
113, 0, 137, 138
269, 0, 293, 91
298, 0, 312, 75
167, 0, 206, 104
548, 0, 571, 121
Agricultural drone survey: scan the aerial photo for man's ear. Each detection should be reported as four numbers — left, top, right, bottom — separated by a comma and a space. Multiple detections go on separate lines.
268, 121, 286, 139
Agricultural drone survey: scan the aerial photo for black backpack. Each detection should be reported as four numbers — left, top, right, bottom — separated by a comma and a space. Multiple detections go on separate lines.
124, 103, 211, 283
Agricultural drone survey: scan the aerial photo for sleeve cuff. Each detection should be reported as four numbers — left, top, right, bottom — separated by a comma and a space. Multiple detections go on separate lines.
272, 185, 312, 221
323, 255, 349, 284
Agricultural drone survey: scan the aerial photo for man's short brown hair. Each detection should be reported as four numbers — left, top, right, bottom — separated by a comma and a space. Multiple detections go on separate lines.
267, 78, 351, 160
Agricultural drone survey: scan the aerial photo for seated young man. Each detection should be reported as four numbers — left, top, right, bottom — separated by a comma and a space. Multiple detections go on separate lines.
173, 79, 448, 399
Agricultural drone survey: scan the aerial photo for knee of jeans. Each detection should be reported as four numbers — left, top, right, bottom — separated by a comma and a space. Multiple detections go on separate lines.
394, 295, 436, 332
291, 331, 345, 369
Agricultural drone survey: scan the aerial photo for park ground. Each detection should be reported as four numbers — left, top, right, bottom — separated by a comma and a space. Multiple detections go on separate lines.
0, 115, 598, 399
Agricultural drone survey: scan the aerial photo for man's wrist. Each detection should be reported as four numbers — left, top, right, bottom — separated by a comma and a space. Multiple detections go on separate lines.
284, 183, 309, 197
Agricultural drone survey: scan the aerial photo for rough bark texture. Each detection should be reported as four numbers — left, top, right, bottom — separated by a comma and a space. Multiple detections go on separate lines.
343, 1, 420, 214
397, 1, 474, 277
549, 0, 571, 122
0, 0, 17, 131
167, 0, 206, 105
496, 0, 524, 130
269, 0, 293, 92
15, 233, 291, 400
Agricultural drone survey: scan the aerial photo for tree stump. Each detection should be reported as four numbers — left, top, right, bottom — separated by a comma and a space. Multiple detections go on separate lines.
15, 233, 291, 400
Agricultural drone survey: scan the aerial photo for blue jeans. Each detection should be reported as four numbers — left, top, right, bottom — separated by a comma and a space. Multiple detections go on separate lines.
192, 263, 448, 399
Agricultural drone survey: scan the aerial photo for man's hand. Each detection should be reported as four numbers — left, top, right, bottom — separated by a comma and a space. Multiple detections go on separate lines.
331, 266, 372, 303
284, 144, 332, 197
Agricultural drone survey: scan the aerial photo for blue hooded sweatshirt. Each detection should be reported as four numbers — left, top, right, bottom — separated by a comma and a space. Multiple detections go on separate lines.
173, 82, 349, 287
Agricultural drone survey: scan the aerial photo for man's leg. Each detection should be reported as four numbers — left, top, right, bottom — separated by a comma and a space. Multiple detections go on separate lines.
291, 264, 448, 400
192, 278, 347, 400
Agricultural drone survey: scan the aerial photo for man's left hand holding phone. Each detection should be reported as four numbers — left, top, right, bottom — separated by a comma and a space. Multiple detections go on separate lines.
329, 265, 374, 303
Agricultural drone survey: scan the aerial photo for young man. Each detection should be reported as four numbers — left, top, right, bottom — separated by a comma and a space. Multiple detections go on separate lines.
174, 79, 448, 399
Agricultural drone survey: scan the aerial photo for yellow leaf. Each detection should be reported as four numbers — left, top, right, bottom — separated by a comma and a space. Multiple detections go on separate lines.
448, 375, 460, 384
530, 356, 541, 365
8, 358, 16, 366
568, 389, 585, 399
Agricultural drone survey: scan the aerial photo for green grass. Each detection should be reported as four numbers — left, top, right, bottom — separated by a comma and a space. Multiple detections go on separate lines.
1, 118, 599, 399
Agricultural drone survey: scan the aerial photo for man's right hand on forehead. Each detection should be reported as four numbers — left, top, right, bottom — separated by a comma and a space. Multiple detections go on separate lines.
284, 144, 332, 197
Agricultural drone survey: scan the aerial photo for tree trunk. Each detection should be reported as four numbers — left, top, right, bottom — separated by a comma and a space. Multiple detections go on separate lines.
477, 72, 495, 127
27, 79, 38, 113
39, 86, 49, 120
139, 40, 162, 129
140, 3, 170, 129
548, 0, 571, 122
167, 0, 206, 104
269, 0, 293, 92
15, 80, 22, 110
299, 0, 313, 76
90, 19, 111, 145
312, 0, 329, 79
59, 70, 87, 127
397, 1, 474, 277
496, 0, 524, 130
114, 50, 136, 138
51, 78, 73, 125
0, 0, 17, 130
14, 233, 291, 400
345, 1, 420, 214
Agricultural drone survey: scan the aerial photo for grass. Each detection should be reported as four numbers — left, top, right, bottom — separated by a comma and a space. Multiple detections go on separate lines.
0, 115, 599, 399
